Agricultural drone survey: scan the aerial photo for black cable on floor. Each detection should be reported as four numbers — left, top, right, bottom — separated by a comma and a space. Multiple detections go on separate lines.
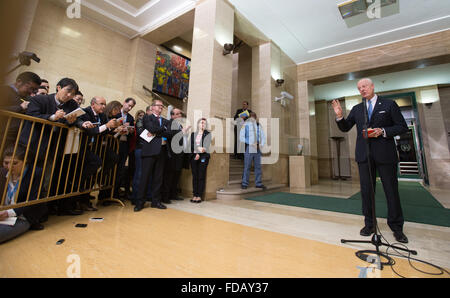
376, 226, 449, 278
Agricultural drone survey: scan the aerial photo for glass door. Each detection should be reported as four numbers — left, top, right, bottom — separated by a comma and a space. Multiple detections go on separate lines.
395, 124, 421, 179
381, 92, 429, 183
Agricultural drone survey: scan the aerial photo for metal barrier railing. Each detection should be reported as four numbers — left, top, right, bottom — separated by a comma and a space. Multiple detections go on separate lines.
0, 110, 124, 211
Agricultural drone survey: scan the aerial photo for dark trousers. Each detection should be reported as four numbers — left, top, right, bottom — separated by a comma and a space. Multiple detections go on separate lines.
132, 148, 152, 203
162, 157, 182, 202
115, 141, 131, 195
358, 159, 404, 232
191, 159, 208, 198
136, 146, 167, 206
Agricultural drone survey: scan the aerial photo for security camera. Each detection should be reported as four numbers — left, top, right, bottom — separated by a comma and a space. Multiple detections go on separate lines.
18, 51, 40, 66
274, 91, 294, 106
280, 91, 294, 100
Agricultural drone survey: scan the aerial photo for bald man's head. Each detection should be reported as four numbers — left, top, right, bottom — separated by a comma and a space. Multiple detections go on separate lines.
91, 96, 107, 114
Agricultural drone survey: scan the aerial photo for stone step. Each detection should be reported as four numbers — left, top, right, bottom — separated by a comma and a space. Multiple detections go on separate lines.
229, 158, 244, 165
229, 165, 244, 171
216, 183, 287, 200
228, 177, 271, 185
229, 170, 247, 176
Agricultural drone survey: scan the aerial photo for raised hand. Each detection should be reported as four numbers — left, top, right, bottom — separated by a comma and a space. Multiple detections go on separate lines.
331, 99, 343, 119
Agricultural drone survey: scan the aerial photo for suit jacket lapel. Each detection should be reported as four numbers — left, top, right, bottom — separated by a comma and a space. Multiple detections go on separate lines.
369, 97, 383, 126
49, 94, 57, 114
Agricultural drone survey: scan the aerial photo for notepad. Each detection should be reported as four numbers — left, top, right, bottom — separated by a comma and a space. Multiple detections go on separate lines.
140, 129, 155, 143
64, 108, 86, 119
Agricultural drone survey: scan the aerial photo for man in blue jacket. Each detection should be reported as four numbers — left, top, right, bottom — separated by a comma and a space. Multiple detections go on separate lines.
240, 112, 266, 191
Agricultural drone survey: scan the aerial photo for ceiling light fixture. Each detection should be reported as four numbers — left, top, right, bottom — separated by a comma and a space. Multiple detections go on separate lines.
275, 79, 285, 87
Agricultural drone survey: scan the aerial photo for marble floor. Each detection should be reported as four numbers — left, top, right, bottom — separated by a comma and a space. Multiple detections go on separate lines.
0, 179, 448, 278
173, 180, 450, 272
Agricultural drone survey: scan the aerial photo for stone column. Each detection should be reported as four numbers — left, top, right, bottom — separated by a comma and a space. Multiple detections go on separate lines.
251, 42, 274, 181
124, 37, 158, 112
2, 0, 39, 84
297, 81, 319, 184
183, 0, 234, 200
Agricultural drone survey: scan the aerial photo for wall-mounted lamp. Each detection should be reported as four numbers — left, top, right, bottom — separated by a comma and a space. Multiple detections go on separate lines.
275, 79, 284, 87
425, 102, 433, 108
223, 43, 234, 55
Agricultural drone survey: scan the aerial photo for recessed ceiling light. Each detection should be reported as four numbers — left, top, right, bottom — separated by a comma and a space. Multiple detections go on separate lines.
173, 45, 182, 52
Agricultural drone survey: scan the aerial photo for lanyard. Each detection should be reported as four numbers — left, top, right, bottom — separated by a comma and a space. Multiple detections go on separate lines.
6, 166, 28, 205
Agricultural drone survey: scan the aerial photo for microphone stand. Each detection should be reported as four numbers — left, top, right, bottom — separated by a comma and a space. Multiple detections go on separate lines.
340, 98, 417, 269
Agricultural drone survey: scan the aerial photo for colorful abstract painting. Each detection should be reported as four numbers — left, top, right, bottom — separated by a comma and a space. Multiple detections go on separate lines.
152, 49, 190, 100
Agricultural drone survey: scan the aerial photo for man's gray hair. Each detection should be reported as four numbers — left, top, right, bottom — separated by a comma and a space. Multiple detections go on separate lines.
358, 78, 374, 85
151, 99, 163, 106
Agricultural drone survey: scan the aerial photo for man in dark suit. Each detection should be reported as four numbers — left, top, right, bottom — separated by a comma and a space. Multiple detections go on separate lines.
75, 96, 119, 209
114, 97, 136, 200
134, 99, 172, 211
77, 96, 118, 135
161, 108, 190, 204
0, 71, 41, 112
20, 77, 79, 161
19, 78, 80, 215
0, 72, 41, 145
332, 78, 409, 243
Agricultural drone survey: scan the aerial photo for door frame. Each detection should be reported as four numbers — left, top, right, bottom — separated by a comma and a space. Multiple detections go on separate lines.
381, 92, 429, 184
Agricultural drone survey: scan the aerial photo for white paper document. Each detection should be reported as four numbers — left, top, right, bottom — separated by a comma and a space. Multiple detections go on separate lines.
64, 128, 81, 154
0, 216, 18, 226
140, 129, 155, 143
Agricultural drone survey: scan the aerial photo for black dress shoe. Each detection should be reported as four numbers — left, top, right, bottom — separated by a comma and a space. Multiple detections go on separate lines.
393, 231, 408, 243
29, 223, 44, 230
360, 226, 374, 236
162, 200, 172, 204
151, 203, 167, 209
134, 204, 145, 212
